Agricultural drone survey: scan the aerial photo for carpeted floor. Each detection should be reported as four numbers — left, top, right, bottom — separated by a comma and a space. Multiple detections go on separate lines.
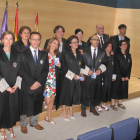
3, 97, 140, 140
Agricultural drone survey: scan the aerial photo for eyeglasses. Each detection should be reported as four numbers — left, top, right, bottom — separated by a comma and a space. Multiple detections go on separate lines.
71, 41, 79, 44
91, 39, 99, 41
30, 38, 41, 41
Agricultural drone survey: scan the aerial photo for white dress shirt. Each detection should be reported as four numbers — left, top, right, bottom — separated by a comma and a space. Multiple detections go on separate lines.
30, 46, 39, 59
91, 46, 98, 59
97, 34, 104, 45
59, 42, 63, 53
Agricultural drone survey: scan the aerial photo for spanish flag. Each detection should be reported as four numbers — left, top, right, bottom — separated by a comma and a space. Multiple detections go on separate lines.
13, 2, 18, 41
35, 7, 39, 32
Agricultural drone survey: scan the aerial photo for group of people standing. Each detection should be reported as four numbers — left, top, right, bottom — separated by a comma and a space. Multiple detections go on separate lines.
0, 23, 132, 140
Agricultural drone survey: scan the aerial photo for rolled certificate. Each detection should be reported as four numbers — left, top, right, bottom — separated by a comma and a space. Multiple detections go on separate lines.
91, 73, 96, 79
55, 58, 59, 65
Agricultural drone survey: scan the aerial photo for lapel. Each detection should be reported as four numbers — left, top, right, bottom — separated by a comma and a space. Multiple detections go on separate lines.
95, 47, 101, 66
26, 47, 37, 66
62, 38, 66, 51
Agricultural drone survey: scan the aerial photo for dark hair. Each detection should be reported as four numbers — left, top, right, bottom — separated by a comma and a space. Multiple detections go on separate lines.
103, 41, 112, 49
75, 29, 83, 35
18, 26, 31, 40
45, 37, 60, 55
1, 31, 15, 45
53, 25, 65, 34
118, 24, 127, 29
30, 31, 42, 39
66, 35, 79, 52
119, 40, 128, 46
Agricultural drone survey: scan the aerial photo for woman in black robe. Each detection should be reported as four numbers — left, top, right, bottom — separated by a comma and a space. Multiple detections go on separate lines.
75, 28, 88, 55
13, 26, 31, 52
98, 41, 114, 112
59, 35, 84, 121
111, 40, 132, 110
0, 31, 21, 139
44, 37, 61, 125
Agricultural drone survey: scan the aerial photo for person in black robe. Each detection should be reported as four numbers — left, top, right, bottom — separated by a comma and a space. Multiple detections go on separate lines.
19, 32, 49, 134
44, 25, 66, 54
81, 35, 108, 117
97, 41, 114, 112
44, 37, 61, 125
111, 40, 132, 110
59, 35, 84, 121
110, 24, 130, 54
0, 31, 22, 139
12, 26, 31, 52
75, 28, 88, 55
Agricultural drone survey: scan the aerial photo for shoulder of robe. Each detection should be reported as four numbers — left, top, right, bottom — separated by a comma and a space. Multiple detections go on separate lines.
125, 36, 130, 41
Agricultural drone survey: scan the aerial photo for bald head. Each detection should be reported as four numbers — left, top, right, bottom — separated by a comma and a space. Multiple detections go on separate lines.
90, 35, 99, 48
96, 23, 104, 36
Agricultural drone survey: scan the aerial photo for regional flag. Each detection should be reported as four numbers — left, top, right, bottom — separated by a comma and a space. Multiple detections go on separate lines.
35, 8, 39, 32
13, 2, 18, 41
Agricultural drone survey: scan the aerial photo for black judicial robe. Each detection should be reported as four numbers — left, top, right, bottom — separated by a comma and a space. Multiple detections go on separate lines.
19, 48, 49, 116
0, 48, 21, 128
78, 41, 88, 50
13, 39, 30, 52
59, 50, 82, 106
111, 51, 132, 99
81, 47, 107, 107
110, 35, 130, 53
102, 55, 114, 102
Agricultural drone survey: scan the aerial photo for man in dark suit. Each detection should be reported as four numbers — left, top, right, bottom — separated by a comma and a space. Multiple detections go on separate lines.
110, 24, 130, 53
87, 23, 109, 48
81, 35, 107, 117
44, 25, 66, 53
19, 32, 49, 134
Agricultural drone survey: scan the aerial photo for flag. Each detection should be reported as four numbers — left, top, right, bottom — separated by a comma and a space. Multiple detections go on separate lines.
35, 7, 39, 32
0, 4, 8, 40
13, 2, 18, 41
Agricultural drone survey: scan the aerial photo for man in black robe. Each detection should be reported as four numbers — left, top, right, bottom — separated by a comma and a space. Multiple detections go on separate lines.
19, 32, 49, 133
87, 23, 109, 48
81, 35, 107, 116
110, 24, 130, 53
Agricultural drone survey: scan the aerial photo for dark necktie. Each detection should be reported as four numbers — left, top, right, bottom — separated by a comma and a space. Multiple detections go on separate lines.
100, 37, 103, 48
92, 49, 96, 72
34, 50, 37, 65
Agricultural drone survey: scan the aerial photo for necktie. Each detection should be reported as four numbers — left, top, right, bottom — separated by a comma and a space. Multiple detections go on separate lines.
34, 50, 37, 65
92, 49, 96, 72
100, 37, 103, 48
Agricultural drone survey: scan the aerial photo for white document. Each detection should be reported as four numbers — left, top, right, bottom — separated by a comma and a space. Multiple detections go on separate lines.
84, 66, 90, 76
65, 70, 75, 80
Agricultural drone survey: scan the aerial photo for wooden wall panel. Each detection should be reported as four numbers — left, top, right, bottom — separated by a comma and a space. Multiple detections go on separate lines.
0, 0, 116, 47
114, 8, 140, 77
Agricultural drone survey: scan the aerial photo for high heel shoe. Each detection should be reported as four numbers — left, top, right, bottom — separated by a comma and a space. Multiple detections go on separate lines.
68, 110, 75, 119
7, 128, 16, 139
61, 113, 70, 121
45, 116, 56, 125
0, 130, 7, 140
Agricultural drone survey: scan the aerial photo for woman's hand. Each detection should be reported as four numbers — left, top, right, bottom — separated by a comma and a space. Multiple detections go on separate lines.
6, 87, 13, 94
122, 77, 125, 81
74, 75, 79, 80
125, 77, 129, 81
56, 62, 61, 68
38, 47, 44, 51
12, 86, 18, 93
80, 75, 85, 81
